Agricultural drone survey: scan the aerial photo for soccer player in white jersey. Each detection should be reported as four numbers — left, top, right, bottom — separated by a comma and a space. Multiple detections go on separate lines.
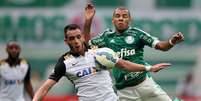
0, 41, 34, 101
32, 24, 171, 101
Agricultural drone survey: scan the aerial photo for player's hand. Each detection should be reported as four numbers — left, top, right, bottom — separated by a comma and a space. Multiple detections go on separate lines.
169, 32, 184, 45
150, 63, 171, 72
85, 3, 95, 21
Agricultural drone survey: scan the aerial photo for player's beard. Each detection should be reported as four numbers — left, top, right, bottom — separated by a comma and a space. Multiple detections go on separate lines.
116, 26, 128, 33
69, 43, 85, 56
115, 23, 129, 33
9, 53, 20, 60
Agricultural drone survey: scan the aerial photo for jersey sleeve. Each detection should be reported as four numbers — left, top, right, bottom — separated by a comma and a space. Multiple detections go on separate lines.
89, 30, 109, 47
24, 63, 31, 83
19, 59, 31, 83
0, 60, 2, 77
138, 29, 160, 48
49, 57, 66, 82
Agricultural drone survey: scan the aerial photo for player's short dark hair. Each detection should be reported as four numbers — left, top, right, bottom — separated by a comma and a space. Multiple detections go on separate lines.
113, 7, 131, 17
64, 24, 81, 38
7, 40, 20, 47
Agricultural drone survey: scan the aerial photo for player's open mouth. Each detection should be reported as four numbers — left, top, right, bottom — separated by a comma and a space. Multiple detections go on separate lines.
118, 23, 124, 26
75, 46, 80, 49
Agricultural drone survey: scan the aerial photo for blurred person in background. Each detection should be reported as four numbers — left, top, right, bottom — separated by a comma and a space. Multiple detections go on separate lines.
32, 23, 171, 101
31, 70, 43, 93
176, 72, 195, 97
0, 41, 34, 101
84, 3, 184, 101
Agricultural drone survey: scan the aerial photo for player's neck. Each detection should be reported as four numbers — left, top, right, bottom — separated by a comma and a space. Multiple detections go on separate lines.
116, 27, 129, 34
70, 48, 86, 57
6, 56, 20, 67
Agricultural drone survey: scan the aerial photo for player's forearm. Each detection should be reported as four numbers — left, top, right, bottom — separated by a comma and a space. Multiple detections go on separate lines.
25, 81, 34, 99
33, 79, 56, 101
33, 86, 50, 101
83, 19, 93, 44
83, 18, 93, 33
155, 40, 173, 51
116, 59, 146, 72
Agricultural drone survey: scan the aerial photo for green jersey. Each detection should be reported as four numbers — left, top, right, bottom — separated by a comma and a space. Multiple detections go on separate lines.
89, 27, 159, 90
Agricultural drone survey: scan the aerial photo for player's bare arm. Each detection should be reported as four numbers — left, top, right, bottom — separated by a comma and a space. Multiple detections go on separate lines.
116, 59, 171, 72
24, 81, 34, 99
33, 79, 57, 101
24, 66, 34, 99
83, 3, 95, 43
155, 32, 184, 51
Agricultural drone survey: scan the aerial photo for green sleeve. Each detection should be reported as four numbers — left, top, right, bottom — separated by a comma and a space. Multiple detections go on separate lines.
89, 30, 108, 47
138, 29, 159, 48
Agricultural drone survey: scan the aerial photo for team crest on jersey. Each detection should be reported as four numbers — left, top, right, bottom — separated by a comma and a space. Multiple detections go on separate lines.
125, 36, 134, 44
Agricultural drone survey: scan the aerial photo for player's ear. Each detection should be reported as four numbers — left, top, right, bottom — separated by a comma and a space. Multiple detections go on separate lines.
64, 38, 68, 45
81, 35, 85, 41
129, 16, 132, 22
6, 46, 9, 53
112, 18, 115, 24
19, 46, 21, 51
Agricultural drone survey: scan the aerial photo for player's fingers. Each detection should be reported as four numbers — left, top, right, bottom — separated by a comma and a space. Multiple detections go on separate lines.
151, 63, 171, 72
176, 32, 184, 38
176, 35, 184, 42
178, 33, 184, 39
87, 3, 94, 9
173, 33, 184, 41
154, 68, 163, 72
151, 67, 164, 73
159, 63, 171, 67
152, 63, 171, 68
85, 3, 92, 10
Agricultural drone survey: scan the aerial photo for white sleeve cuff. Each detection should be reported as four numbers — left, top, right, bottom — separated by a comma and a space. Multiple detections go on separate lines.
145, 65, 152, 71
152, 39, 160, 48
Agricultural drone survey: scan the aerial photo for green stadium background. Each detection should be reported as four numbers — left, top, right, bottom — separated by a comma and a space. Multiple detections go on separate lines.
0, 0, 201, 101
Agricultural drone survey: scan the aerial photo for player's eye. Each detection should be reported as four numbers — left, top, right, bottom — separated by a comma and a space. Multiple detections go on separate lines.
68, 36, 75, 41
8, 45, 20, 50
76, 35, 81, 39
114, 14, 120, 18
123, 14, 129, 18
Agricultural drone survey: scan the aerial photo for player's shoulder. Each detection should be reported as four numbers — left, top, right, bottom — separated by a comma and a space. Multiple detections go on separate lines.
129, 27, 146, 33
20, 58, 28, 65
129, 27, 151, 36
60, 52, 74, 61
102, 28, 115, 35
0, 59, 6, 66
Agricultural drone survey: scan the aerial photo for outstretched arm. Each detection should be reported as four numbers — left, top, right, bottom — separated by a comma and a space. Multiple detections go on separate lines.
155, 32, 184, 51
32, 79, 57, 101
116, 59, 171, 72
82, 3, 95, 43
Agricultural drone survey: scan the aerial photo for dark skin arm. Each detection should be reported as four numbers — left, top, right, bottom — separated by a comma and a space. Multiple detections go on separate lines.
24, 80, 34, 99
155, 32, 184, 51
116, 59, 171, 72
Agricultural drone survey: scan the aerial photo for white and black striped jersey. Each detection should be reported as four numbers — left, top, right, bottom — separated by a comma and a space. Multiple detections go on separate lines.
0, 59, 30, 101
49, 49, 118, 101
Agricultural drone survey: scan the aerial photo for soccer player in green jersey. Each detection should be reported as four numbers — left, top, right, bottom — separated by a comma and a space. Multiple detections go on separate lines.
83, 4, 184, 101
